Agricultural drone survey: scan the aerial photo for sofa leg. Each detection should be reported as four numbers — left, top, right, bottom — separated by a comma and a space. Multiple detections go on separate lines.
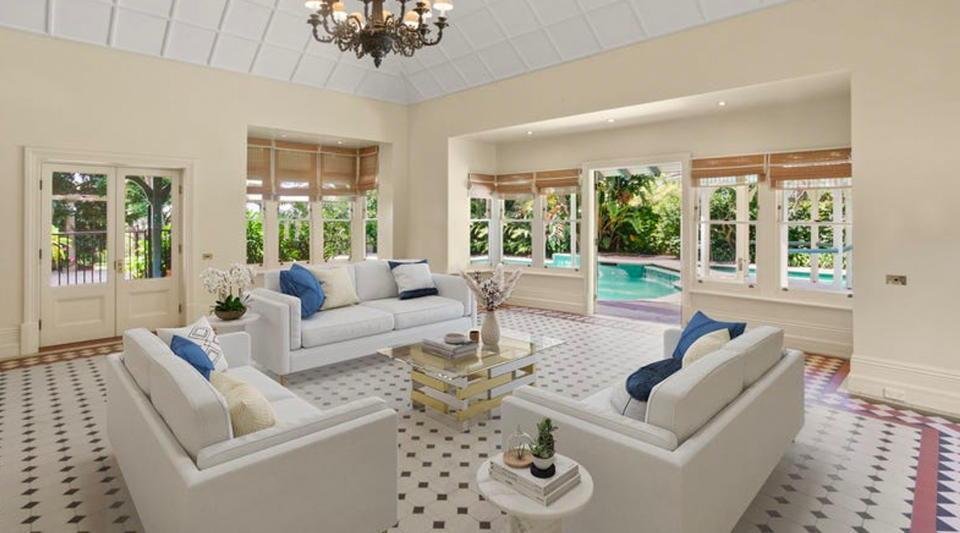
279, 374, 287, 386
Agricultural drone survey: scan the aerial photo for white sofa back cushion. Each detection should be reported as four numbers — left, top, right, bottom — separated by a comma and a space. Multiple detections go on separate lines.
122, 328, 173, 397
514, 386, 679, 451
148, 343, 233, 459
354, 260, 399, 301
646, 348, 744, 443
262, 263, 357, 293
724, 326, 784, 386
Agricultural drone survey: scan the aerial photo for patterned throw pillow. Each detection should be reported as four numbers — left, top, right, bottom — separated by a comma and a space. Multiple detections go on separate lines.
210, 372, 277, 437
157, 316, 227, 372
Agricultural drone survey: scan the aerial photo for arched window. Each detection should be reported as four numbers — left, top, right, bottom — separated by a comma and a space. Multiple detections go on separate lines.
696, 183, 758, 284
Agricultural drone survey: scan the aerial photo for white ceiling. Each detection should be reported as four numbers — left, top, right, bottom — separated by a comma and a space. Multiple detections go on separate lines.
0, 0, 792, 105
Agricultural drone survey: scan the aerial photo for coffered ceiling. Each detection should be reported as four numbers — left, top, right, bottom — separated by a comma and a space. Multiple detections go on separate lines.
0, 0, 791, 104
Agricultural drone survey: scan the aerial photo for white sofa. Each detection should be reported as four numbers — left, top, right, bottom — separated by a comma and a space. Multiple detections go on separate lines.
105, 328, 399, 533
501, 326, 804, 533
248, 260, 476, 381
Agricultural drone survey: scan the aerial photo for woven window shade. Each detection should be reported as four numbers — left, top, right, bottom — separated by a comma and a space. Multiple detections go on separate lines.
769, 148, 851, 189
534, 169, 580, 194
496, 172, 535, 197
692, 154, 766, 186
320, 146, 358, 196
357, 146, 379, 192
246, 143, 273, 199
274, 141, 318, 198
468, 173, 497, 198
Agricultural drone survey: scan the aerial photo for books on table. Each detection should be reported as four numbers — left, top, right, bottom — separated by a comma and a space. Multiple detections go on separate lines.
422, 337, 478, 359
489, 454, 581, 506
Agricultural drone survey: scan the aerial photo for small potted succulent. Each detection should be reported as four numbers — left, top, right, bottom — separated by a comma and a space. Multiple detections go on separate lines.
529, 417, 557, 478
201, 264, 255, 320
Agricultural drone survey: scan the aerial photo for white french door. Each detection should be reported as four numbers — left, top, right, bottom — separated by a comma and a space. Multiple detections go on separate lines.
40, 165, 182, 346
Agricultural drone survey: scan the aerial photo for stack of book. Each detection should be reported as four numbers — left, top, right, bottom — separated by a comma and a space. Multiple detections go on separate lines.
489, 454, 581, 506
422, 338, 478, 359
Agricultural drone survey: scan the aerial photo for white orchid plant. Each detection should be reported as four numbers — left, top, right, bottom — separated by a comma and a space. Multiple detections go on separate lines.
200, 263, 256, 313
460, 263, 523, 312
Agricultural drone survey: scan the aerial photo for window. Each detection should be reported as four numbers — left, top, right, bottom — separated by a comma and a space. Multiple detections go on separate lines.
780, 186, 852, 291
470, 197, 492, 264
364, 190, 378, 259
245, 199, 263, 265
696, 182, 758, 284
321, 197, 351, 261
278, 198, 310, 263
544, 193, 579, 269
501, 197, 534, 265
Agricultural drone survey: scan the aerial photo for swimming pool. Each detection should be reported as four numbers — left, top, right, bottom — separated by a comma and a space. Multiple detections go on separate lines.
598, 263, 681, 300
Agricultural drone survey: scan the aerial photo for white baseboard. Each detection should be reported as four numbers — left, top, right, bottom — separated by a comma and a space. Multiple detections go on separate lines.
784, 333, 851, 359
507, 295, 586, 315
847, 354, 960, 417
0, 326, 20, 360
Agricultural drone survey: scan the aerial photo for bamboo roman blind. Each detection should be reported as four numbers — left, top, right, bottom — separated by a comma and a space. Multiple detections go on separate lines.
468, 169, 580, 197
691, 154, 766, 186
247, 138, 379, 199
768, 148, 852, 189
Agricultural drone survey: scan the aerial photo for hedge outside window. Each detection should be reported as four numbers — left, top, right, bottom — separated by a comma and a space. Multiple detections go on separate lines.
278, 198, 310, 263
470, 197, 492, 264
322, 197, 351, 261
502, 197, 534, 265
365, 190, 378, 259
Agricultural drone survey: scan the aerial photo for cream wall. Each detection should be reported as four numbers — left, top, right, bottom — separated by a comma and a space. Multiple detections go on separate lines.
489, 95, 853, 356
0, 28, 408, 358
406, 0, 960, 414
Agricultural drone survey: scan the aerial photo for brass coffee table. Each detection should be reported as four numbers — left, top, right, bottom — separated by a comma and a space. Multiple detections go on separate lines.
378, 330, 563, 430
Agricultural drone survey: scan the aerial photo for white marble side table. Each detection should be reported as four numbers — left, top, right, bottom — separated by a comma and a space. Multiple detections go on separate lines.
476, 456, 594, 533
206, 312, 260, 335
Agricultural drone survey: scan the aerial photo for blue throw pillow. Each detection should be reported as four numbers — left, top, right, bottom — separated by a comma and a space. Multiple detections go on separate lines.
626, 358, 683, 402
672, 311, 746, 360
279, 263, 324, 318
170, 335, 215, 381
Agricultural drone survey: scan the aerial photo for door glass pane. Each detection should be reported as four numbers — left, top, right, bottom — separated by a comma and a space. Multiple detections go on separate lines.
124, 175, 174, 279
50, 172, 109, 286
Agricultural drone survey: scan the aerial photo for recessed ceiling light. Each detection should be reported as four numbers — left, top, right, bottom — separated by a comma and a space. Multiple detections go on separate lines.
280, 134, 288, 138
526, 130, 534, 136
337, 140, 344, 145
607, 118, 616, 123
717, 101, 727, 107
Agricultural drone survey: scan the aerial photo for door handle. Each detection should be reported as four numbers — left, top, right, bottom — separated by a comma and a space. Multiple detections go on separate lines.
115, 259, 123, 274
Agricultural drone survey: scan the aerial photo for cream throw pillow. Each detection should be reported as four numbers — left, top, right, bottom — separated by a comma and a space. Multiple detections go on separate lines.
681, 329, 731, 368
210, 372, 277, 437
310, 266, 359, 310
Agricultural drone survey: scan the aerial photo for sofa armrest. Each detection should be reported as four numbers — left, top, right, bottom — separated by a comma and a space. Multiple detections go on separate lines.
218, 332, 251, 368
246, 294, 292, 375
196, 397, 392, 469
433, 273, 476, 323
663, 328, 682, 358
249, 288, 301, 350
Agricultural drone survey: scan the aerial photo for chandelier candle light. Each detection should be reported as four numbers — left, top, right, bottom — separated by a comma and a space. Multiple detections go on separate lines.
305, 0, 453, 67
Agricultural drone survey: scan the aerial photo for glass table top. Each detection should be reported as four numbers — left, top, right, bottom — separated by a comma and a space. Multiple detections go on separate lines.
377, 329, 563, 380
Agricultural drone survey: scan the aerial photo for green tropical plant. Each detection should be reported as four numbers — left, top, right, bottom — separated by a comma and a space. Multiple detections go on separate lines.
530, 418, 556, 459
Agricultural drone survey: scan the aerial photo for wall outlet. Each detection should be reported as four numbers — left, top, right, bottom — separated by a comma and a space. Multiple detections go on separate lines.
886, 274, 907, 286
883, 387, 906, 401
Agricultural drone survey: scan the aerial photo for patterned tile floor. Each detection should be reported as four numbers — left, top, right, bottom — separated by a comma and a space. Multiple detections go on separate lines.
0, 307, 951, 532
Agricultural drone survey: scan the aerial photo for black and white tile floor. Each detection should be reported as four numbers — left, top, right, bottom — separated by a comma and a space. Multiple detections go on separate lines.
0, 308, 935, 532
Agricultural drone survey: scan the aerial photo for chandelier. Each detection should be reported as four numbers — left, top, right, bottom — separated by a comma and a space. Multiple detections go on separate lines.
305, 0, 453, 68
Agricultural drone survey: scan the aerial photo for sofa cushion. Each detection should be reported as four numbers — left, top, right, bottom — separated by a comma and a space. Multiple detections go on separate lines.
600, 381, 648, 420
279, 263, 325, 318
360, 296, 464, 330
170, 335, 215, 380
627, 358, 683, 402
148, 344, 233, 459
211, 372, 277, 437
157, 316, 228, 372
300, 305, 395, 348
354, 260, 399, 302
312, 266, 360, 311
682, 329, 730, 368
646, 348, 744, 443
725, 326, 784, 386
388, 260, 439, 300
224, 366, 295, 403
672, 311, 746, 360
122, 328, 172, 396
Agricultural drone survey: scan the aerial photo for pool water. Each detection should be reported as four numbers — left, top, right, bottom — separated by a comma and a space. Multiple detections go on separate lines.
598, 263, 680, 300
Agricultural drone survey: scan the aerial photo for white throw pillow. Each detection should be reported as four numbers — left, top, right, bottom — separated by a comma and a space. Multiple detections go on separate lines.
311, 266, 359, 310
609, 378, 648, 421
681, 329, 730, 368
210, 372, 277, 437
157, 316, 228, 372
391, 262, 437, 296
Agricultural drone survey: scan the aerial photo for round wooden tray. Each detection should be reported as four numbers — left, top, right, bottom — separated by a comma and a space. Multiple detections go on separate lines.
502, 449, 533, 468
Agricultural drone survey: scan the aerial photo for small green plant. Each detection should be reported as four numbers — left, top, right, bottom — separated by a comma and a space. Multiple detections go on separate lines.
214, 295, 246, 313
530, 418, 556, 459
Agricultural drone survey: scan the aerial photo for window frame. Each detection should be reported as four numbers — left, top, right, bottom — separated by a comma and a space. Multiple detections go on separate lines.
778, 186, 853, 293
319, 196, 353, 262
543, 192, 580, 270
695, 180, 758, 285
